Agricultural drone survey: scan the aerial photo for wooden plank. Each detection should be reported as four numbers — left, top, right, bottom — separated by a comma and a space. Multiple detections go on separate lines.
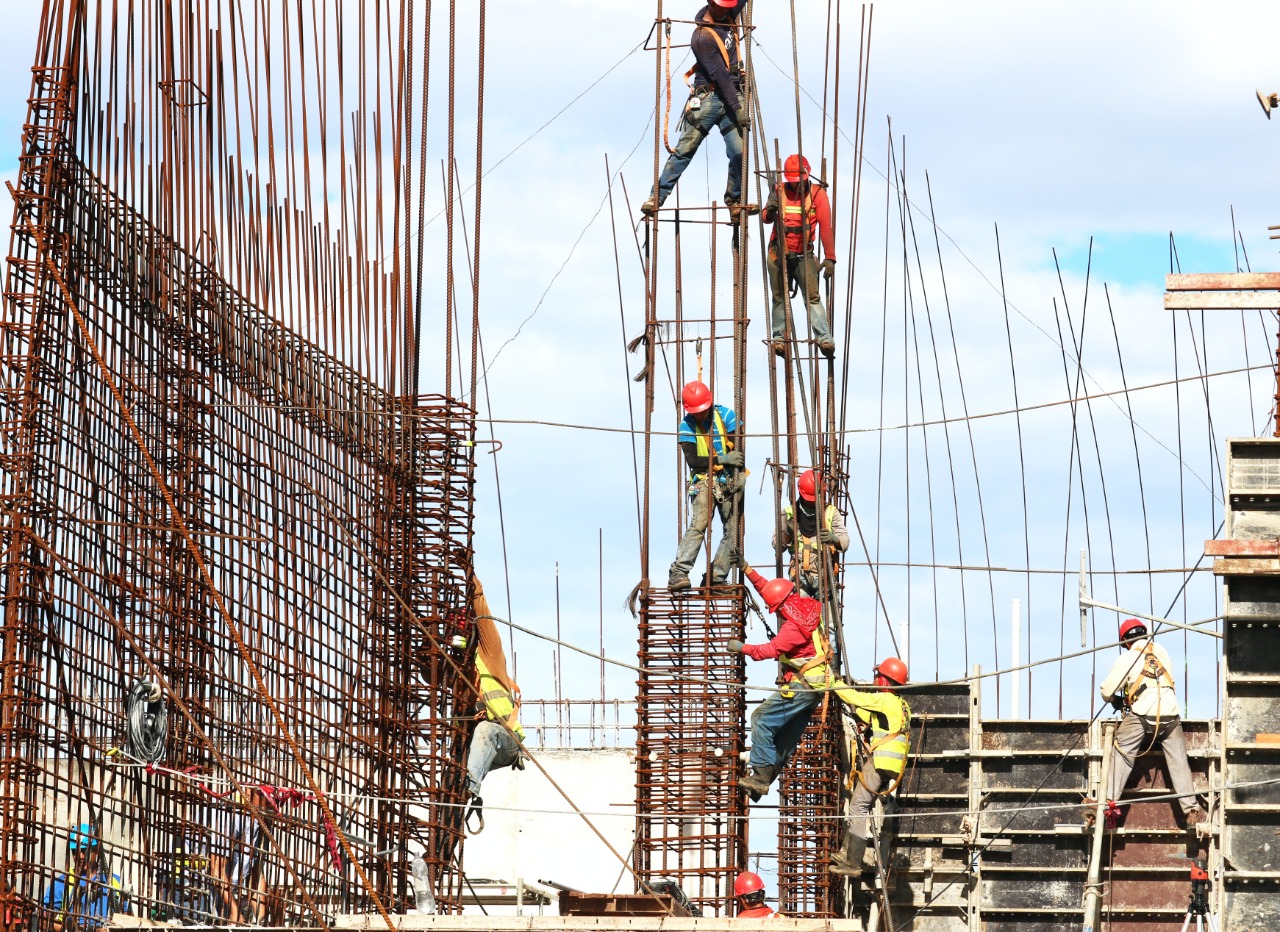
1166, 272, 1280, 291
1213, 558, 1280, 576
1206, 539, 1280, 556
1164, 292, 1280, 310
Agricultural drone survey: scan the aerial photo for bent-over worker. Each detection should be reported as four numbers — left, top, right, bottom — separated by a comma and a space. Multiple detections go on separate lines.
465, 577, 526, 816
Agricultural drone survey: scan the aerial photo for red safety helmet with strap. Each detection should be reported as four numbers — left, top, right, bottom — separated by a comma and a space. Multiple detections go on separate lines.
759, 577, 795, 613
681, 380, 713, 415
734, 871, 764, 897
783, 153, 811, 184
797, 469, 817, 503
709, 0, 737, 6
874, 657, 909, 687
1119, 617, 1147, 642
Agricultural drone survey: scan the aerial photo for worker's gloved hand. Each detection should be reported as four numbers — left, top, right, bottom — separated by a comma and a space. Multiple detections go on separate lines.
1110, 695, 1126, 713
734, 107, 750, 133
727, 639, 744, 654
739, 560, 753, 574
719, 450, 745, 469
818, 528, 838, 545
821, 258, 836, 281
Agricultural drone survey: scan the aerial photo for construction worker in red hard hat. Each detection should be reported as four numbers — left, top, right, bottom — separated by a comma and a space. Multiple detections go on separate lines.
1094, 618, 1207, 827
669, 380, 743, 590
762, 153, 837, 358
729, 562, 832, 798
774, 468, 849, 598
642, 0, 756, 219
732, 870, 775, 919
830, 659, 912, 882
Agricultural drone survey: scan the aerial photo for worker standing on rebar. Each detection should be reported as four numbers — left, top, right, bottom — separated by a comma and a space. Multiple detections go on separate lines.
774, 468, 848, 598
1098, 618, 1207, 827
464, 576, 526, 828
763, 154, 837, 358
43, 824, 129, 932
669, 380, 743, 590
830, 659, 911, 881
732, 871, 776, 919
641, 0, 753, 218
730, 564, 831, 798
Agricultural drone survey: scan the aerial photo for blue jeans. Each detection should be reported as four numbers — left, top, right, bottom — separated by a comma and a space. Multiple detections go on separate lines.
651, 90, 743, 206
768, 248, 830, 342
748, 685, 823, 770
669, 477, 740, 584
466, 721, 522, 797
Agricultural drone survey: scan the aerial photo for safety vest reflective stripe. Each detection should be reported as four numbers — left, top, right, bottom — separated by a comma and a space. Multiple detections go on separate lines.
779, 192, 817, 242
691, 410, 729, 482
864, 697, 911, 774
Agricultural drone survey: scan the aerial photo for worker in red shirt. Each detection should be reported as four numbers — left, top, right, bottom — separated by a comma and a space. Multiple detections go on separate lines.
732, 871, 775, 919
729, 564, 833, 798
762, 154, 836, 358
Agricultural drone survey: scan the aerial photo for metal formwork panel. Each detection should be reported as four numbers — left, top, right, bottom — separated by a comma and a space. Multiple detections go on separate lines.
634, 587, 748, 916
1217, 437, 1280, 928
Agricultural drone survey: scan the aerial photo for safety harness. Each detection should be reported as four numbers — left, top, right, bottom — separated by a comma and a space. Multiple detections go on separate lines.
689, 409, 730, 484
783, 503, 840, 576
772, 186, 819, 254
778, 618, 834, 687
1125, 643, 1175, 707
846, 695, 912, 796
683, 10, 742, 89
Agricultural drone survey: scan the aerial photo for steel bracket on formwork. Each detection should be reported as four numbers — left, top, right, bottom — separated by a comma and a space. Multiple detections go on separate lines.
635, 586, 748, 917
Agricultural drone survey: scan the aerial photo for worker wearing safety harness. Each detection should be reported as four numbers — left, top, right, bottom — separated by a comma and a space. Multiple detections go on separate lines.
670, 380, 743, 590
641, 0, 753, 217
464, 577, 526, 815
830, 658, 911, 880
1098, 618, 1206, 826
774, 468, 849, 598
730, 565, 832, 798
762, 154, 837, 358
43, 824, 129, 932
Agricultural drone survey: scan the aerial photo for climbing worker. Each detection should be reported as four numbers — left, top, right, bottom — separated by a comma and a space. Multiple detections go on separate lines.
762, 154, 837, 358
732, 871, 775, 919
464, 576, 526, 830
44, 823, 129, 932
730, 564, 831, 798
774, 468, 849, 598
669, 380, 743, 590
830, 658, 912, 880
641, 0, 753, 218
1097, 618, 1207, 827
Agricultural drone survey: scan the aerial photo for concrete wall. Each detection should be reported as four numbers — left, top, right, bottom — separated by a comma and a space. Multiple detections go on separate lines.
459, 748, 636, 915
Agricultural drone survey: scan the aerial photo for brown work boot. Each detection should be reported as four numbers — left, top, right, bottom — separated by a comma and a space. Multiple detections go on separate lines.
817, 339, 836, 358
770, 340, 787, 358
640, 196, 659, 217
668, 573, 691, 592
1184, 807, 1208, 827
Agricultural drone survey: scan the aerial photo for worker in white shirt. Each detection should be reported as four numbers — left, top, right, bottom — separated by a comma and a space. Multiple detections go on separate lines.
1098, 618, 1206, 827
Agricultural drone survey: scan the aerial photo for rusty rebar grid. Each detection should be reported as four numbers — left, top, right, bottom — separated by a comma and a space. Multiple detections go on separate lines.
634, 586, 748, 917
0, 47, 479, 932
776, 694, 844, 918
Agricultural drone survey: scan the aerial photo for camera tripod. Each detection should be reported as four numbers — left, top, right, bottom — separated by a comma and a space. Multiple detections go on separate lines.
1179, 858, 1220, 932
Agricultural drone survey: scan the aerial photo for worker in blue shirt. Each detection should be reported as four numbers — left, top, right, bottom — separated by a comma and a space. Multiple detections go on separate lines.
669, 380, 742, 589
641, 0, 754, 218
43, 824, 128, 932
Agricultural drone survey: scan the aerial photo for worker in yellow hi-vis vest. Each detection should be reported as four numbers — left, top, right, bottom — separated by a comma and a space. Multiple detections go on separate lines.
465, 577, 525, 809
830, 658, 911, 880
774, 469, 848, 598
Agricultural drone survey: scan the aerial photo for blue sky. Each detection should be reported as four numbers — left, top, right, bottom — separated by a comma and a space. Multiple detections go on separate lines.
0, 1, 1276, 725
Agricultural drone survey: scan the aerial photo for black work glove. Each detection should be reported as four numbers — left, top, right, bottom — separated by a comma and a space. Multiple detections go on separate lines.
1109, 695, 1126, 713
719, 450, 745, 469
734, 107, 750, 133
821, 258, 836, 281
727, 639, 744, 654
818, 528, 838, 545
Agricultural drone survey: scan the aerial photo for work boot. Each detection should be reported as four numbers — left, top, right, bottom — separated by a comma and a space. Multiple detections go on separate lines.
829, 834, 868, 877
640, 196, 659, 217
770, 340, 787, 358
1184, 807, 1208, 827
668, 573, 691, 592
817, 339, 836, 358
726, 200, 759, 219
739, 765, 778, 797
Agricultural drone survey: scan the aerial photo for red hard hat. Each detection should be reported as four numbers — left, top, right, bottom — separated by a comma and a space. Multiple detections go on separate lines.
734, 871, 764, 897
1119, 617, 1147, 641
874, 657, 908, 686
760, 577, 795, 613
681, 380, 712, 415
797, 469, 817, 503
783, 153, 811, 184
710, 0, 738, 7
